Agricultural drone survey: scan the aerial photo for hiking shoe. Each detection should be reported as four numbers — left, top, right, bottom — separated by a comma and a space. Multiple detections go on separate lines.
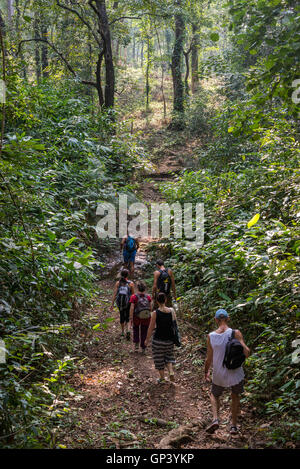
157, 378, 166, 384
205, 419, 219, 434
230, 426, 238, 434
134, 344, 139, 352
169, 374, 175, 382
126, 331, 130, 341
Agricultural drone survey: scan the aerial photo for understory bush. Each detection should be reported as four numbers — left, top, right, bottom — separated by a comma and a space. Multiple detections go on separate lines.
162, 102, 300, 443
0, 78, 147, 447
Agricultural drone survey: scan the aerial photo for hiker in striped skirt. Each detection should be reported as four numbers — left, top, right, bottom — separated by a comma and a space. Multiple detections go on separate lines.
144, 292, 176, 383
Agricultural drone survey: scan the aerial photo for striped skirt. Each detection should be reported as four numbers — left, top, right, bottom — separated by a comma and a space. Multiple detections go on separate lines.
152, 338, 175, 370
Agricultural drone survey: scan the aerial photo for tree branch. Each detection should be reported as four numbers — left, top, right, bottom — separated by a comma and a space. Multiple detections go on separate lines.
109, 16, 141, 26
88, 0, 99, 17
17, 38, 97, 87
56, 0, 101, 47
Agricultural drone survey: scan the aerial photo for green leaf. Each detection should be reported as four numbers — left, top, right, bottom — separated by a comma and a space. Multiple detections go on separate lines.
217, 291, 231, 302
247, 213, 260, 229
210, 32, 219, 42
64, 237, 77, 248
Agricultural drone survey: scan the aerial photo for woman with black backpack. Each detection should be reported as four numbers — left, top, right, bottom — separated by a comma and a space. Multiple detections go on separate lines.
144, 292, 178, 383
110, 269, 135, 340
129, 281, 152, 353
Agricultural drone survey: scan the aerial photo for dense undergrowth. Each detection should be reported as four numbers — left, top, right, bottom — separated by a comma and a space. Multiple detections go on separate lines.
0, 75, 148, 447
161, 95, 300, 444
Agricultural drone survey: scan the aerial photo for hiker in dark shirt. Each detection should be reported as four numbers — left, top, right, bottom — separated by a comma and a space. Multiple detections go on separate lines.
121, 235, 140, 275
110, 269, 134, 340
152, 259, 176, 308
145, 292, 177, 383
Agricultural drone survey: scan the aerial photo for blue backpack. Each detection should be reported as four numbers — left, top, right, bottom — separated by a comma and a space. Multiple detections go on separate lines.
125, 236, 136, 253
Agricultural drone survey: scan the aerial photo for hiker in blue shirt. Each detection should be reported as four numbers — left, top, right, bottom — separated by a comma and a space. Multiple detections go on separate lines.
121, 235, 139, 275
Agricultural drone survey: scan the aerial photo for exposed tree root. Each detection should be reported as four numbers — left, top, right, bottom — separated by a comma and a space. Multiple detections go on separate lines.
156, 422, 199, 449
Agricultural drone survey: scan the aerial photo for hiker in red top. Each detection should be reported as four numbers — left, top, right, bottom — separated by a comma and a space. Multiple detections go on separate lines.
129, 281, 152, 354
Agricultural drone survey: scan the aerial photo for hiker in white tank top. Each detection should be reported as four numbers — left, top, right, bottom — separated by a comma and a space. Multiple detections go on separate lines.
204, 309, 250, 435
209, 328, 244, 387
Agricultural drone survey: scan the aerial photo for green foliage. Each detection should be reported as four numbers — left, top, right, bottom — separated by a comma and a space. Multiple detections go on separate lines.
0, 77, 144, 447
228, 0, 300, 115
162, 100, 300, 442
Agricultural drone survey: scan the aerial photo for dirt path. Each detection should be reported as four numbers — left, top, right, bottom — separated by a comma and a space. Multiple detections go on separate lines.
59, 129, 267, 450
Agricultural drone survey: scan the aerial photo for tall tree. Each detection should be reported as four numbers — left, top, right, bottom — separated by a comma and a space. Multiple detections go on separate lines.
171, 0, 185, 117
33, 14, 41, 83
18, 0, 116, 109
93, 0, 115, 108
41, 21, 49, 78
191, 22, 199, 93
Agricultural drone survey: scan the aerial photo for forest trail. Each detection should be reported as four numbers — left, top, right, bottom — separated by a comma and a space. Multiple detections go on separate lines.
59, 129, 267, 450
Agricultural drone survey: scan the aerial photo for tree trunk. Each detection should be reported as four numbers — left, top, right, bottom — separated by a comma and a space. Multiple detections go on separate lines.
7, 0, 13, 23
15, 0, 27, 79
145, 36, 151, 110
184, 49, 190, 97
95, 50, 104, 108
41, 23, 49, 78
155, 25, 167, 120
165, 29, 171, 57
0, 9, 5, 40
132, 34, 136, 64
171, 0, 184, 115
34, 16, 41, 83
115, 39, 120, 63
191, 23, 199, 94
140, 41, 144, 67
95, 0, 115, 108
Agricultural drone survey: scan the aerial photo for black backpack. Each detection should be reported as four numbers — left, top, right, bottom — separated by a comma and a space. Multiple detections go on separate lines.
157, 268, 171, 295
116, 280, 131, 311
223, 329, 245, 370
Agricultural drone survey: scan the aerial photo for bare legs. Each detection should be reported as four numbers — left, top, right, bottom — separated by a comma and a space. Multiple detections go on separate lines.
208, 392, 240, 427
231, 392, 240, 427
157, 363, 174, 382
166, 362, 174, 381
120, 321, 129, 336
210, 393, 220, 422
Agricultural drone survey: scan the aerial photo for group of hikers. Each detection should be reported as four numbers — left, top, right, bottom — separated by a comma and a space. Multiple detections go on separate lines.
109, 235, 250, 435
